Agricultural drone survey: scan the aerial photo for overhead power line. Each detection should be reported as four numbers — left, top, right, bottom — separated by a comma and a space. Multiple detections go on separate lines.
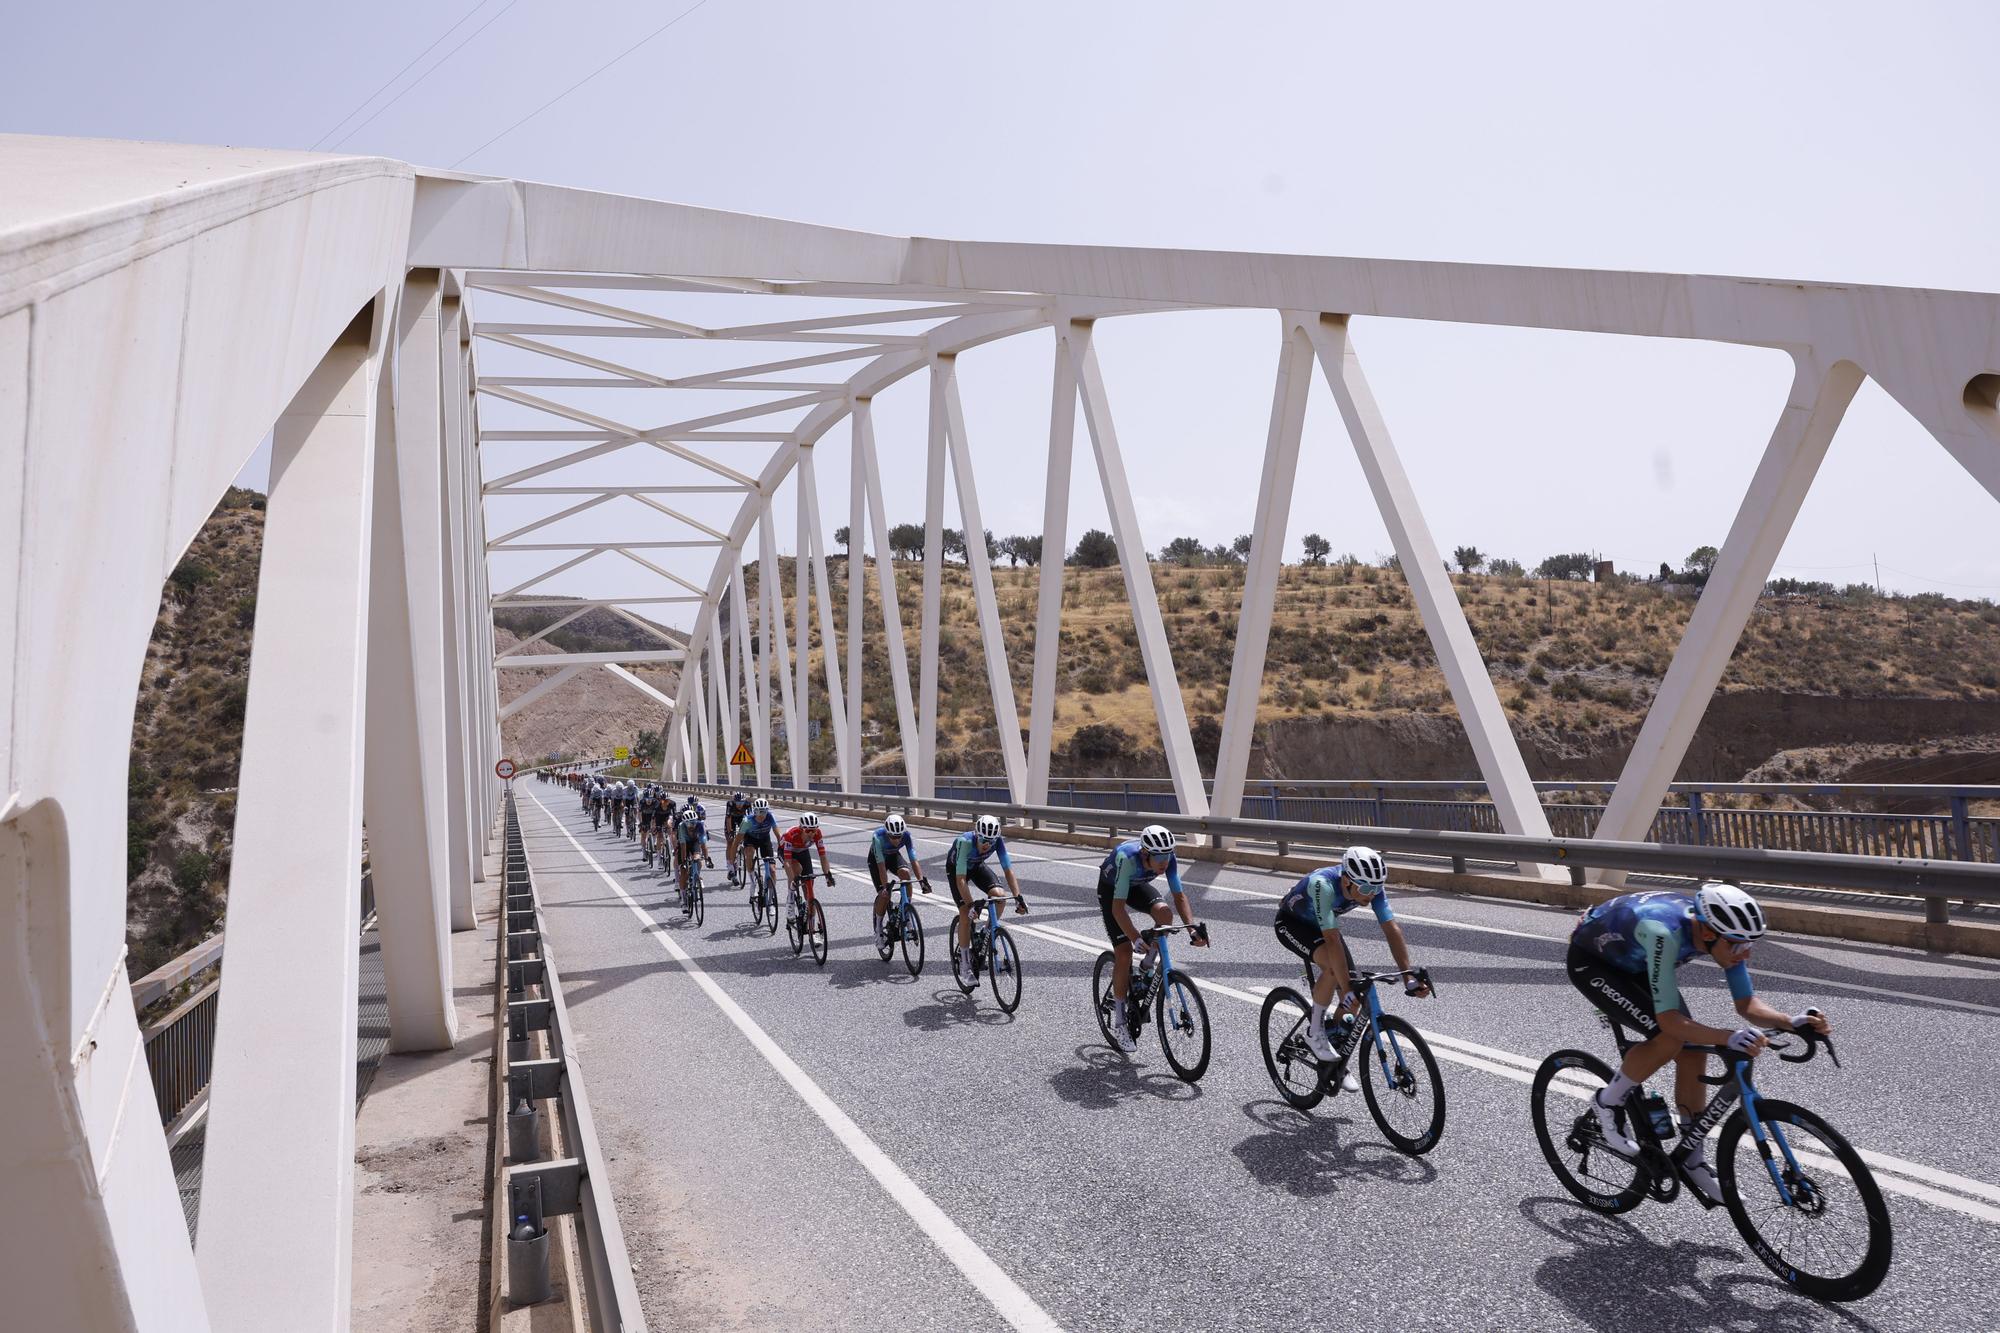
308, 0, 498, 151
326, 0, 525, 153
450, 0, 712, 169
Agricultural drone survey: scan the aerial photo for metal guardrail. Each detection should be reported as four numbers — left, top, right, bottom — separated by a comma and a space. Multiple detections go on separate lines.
497, 786, 647, 1332
782, 775, 2000, 866
663, 780, 2000, 920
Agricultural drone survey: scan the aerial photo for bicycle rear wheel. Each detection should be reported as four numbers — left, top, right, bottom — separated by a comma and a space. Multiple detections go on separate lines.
762, 876, 779, 936
988, 927, 1022, 1013
899, 904, 925, 977
1091, 951, 1119, 1046
1531, 1050, 1647, 1214
1156, 971, 1210, 1083
806, 900, 829, 965
1359, 1014, 1446, 1155
1258, 986, 1325, 1112
1718, 1099, 1892, 1302
691, 877, 705, 928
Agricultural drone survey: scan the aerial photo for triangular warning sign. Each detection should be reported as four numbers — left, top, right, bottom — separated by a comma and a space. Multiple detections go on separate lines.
729, 741, 755, 767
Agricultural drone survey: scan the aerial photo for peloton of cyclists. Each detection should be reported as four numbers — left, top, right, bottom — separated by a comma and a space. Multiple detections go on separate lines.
1272, 845, 1431, 1091
1568, 883, 1829, 1204
1098, 825, 1206, 1051
868, 813, 930, 951
946, 815, 1028, 989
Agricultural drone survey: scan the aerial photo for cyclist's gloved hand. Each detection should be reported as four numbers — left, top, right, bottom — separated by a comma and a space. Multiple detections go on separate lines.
1404, 973, 1431, 997
1790, 1007, 1828, 1034
1727, 1028, 1767, 1055
1188, 922, 1210, 947
919, 878, 932, 894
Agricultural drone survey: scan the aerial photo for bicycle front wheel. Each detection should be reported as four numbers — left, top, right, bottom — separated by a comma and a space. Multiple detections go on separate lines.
806, 900, 829, 965
1531, 1050, 1647, 1214
763, 880, 779, 936
1360, 1014, 1446, 1155
1258, 986, 1325, 1112
786, 899, 804, 955
1091, 951, 1119, 1045
1156, 971, 1210, 1083
988, 927, 1022, 1013
899, 905, 925, 977
691, 878, 705, 928
1718, 1099, 1892, 1302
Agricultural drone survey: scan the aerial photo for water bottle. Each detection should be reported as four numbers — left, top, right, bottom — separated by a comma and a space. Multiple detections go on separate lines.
511, 1214, 539, 1243
1640, 1091, 1674, 1142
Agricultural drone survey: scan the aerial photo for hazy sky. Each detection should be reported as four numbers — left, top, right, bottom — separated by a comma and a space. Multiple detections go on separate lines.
7, 1, 1998, 620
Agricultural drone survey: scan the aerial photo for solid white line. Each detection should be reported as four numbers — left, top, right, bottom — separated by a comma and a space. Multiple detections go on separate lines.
525, 792, 1064, 1332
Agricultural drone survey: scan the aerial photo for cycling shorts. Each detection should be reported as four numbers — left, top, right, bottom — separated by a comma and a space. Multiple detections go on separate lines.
782, 845, 816, 880
1096, 870, 1163, 945
1275, 916, 1355, 979
742, 829, 775, 857
867, 846, 908, 889
1567, 943, 1675, 1037
947, 860, 999, 906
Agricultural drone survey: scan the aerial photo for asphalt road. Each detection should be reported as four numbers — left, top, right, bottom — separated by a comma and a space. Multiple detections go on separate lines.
518, 783, 2000, 1332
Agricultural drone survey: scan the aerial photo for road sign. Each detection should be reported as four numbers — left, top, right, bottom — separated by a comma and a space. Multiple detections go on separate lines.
613, 745, 629, 760
495, 758, 517, 780
730, 740, 754, 767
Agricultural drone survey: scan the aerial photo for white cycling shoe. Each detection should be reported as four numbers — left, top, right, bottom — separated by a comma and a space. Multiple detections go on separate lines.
1589, 1092, 1640, 1158
1683, 1156, 1724, 1205
1305, 1026, 1336, 1063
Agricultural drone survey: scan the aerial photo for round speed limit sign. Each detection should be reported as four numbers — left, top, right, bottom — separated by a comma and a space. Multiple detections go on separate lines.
495, 758, 517, 780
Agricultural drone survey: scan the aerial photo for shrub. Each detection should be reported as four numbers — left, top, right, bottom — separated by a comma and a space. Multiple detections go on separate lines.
172, 849, 213, 894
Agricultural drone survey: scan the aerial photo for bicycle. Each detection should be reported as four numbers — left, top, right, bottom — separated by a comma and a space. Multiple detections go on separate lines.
783, 869, 832, 965
1530, 1012, 1891, 1302
747, 851, 779, 935
678, 854, 709, 927
950, 891, 1023, 1013
874, 874, 928, 977
1258, 966, 1446, 1155
1092, 925, 1211, 1082
590, 798, 603, 831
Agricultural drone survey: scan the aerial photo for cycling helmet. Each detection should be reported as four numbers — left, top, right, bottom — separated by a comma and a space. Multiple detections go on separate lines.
1140, 824, 1176, 855
884, 814, 907, 836
752, 797, 768, 812
734, 791, 747, 802
974, 815, 1002, 841
1693, 882, 1766, 942
679, 808, 699, 825
1340, 845, 1387, 894
800, 812, 820, 829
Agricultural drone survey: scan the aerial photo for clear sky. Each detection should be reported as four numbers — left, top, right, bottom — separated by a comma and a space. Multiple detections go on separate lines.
7, 0, 1998, 614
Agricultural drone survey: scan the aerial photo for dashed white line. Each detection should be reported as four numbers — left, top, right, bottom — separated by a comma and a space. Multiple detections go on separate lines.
526, 791, 1065, 1332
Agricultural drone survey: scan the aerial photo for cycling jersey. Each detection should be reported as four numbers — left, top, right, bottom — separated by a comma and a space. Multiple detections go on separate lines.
779, 825, 826, 857
1098, 839, 1181, 900
725, 798, 752, 828
1572, 891, 1755, 1013
1278, 867, 1394, 933
738, 809, 778, 839
675, 818, 707, 855
870, 825, 915, 862
948, 832, 1011, 876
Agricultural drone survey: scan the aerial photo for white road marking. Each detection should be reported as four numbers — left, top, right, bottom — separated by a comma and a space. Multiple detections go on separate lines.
525, 791, 1065, 1333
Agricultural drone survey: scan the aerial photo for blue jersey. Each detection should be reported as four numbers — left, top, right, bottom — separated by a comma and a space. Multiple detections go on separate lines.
870, 826, 915, 860
675, 817, 707, 853
1279, 867, 1394, 933
949, 832, 1011, 874
1099, 840, 1183, 900
738, 809, 778, 838
1573, 891, 1754, 1012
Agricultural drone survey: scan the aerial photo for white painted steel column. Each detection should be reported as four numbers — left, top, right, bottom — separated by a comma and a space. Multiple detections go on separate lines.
436, 296, 476, 922
198, 307, 382, 1330
731, 569, 770, 786
1213, 317, 1314, 824
845, 421, 866, 788
857, 399, 921, 790
1026, 320, 1080, 805
363, 274, 456, 1052
916, 360, 950, 797
795, 472, 814, 785
1069, 331, 1210, 816
941, 366, 1028, 799
459, 331, 490, 882
1306, 316, 1555, 861
759, 502, 803, 788
800, 446, 851, 786
1596, 356, 1864, 876
713, 610, 738, 784
693, 657, 714, 783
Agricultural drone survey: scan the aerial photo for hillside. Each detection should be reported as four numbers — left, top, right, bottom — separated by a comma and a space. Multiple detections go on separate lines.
745, 555, 2000, 784
494, 603, 681, 763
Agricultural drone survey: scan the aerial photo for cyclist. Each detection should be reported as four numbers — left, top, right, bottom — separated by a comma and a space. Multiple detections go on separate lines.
637, 783, 659, 842
723, 790, 753, 883
1274, 846, 1430, 1091
1098, 824, 1205, 1051
588, 777, 606, 829
945, 816, 1027, 988
673, 807, 712, 915
737, 797, 781, 904
1569, 884, 1830, 1203
868, 813, 930, 950
778, 812, 834, 901
622, 779, 640, 837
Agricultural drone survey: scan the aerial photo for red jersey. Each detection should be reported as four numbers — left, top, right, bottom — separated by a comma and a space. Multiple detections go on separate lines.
779, 825, 826, 856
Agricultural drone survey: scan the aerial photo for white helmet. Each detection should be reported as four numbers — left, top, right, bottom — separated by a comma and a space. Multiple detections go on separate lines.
800, 812, 819, 829
1693, 882, 1766, 942
752, 797, 768, 812
974, 815, 1002, 841
1140, 824, 1176, 855
884, 814, 907, 835
679, 808, 699, 825
1341, 845, 1387, 893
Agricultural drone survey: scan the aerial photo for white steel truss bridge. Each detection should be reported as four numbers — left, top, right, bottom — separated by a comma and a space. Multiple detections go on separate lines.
2, 133, 1998, 1330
